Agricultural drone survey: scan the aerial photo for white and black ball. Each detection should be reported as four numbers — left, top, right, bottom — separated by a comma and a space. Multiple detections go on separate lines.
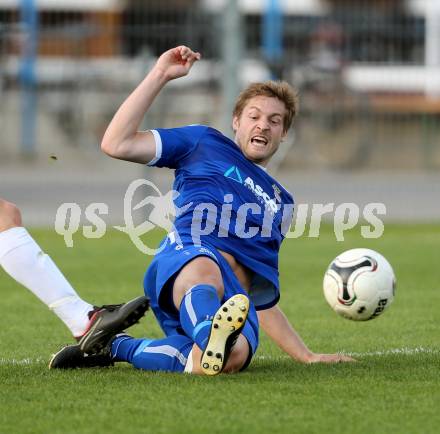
323, 248, 396, 321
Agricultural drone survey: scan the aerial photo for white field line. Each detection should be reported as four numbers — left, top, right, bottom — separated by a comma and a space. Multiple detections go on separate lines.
0, 357, 45, 366
255, 347, 439, 361
347, 347, 439, 357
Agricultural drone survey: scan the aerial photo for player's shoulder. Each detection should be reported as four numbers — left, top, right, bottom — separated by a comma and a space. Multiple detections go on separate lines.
161, 123, 232, 141
153, 124, 208, 136
186, 125, 239, 151
168, 124, 210, 136
205, 126, 244, 150
270, 173, 293, 203
196, 125, 232, 142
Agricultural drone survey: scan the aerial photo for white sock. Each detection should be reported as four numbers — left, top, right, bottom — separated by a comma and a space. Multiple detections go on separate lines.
0, 227, 94, 337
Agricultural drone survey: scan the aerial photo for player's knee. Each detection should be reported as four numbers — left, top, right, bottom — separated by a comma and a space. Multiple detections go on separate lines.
0, 199, 22, 231
222, 335, 250, 374
173, 257, 225, 308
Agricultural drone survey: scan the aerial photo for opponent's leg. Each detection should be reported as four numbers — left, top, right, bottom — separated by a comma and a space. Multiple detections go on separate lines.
79, 296, 150, 353
0, 199, 93, 337
0, 199, 148, 342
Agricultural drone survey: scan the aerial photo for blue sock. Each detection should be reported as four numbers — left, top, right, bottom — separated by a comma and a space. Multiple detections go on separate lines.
179, 284, 221, 351
111, 335, 193, 373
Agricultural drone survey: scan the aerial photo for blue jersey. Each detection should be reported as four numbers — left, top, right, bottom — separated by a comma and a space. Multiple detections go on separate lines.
148, 125, 294, 309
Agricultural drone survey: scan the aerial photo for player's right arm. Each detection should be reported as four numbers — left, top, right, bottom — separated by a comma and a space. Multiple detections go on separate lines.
101, 46, 201, 164
258, 304, 356, 363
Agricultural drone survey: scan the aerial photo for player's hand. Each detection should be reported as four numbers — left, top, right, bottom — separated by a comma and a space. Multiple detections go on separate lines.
307, 353, 357, 363
154, 46, 201, 81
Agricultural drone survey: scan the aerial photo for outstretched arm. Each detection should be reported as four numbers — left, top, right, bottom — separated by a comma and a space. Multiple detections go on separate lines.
101, 46, 201, 163
257, 304, 355, 363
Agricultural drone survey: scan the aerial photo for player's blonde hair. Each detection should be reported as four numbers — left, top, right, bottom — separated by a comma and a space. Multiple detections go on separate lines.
233, 81, 299, 133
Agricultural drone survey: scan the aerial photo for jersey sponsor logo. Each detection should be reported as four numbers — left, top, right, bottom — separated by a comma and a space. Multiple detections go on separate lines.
224, 165, 280, 215
244, 177, 279, 215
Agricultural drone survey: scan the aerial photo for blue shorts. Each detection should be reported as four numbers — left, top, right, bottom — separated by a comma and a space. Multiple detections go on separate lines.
143, 235, 259, 363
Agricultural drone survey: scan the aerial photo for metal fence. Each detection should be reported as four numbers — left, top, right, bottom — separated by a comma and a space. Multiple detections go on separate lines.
0, 0, 439, 170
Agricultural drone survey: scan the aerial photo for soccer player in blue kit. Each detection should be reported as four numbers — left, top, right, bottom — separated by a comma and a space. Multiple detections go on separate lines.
50, 46, 354, 374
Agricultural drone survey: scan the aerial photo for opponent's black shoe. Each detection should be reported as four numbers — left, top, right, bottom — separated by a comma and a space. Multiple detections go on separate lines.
74, 303, 124, 342
200, 294, 249, 376
49, 344, 113, 369
79, 295, 149, 354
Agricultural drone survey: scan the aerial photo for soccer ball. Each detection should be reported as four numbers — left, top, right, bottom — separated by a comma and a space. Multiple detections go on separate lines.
323, 248, 396, 321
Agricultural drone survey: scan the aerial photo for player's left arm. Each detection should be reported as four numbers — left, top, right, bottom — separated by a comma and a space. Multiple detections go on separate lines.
257, 304, 355, 363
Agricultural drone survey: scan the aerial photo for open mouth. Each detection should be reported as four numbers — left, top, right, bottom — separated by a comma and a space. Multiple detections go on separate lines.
251, 136, 268, 146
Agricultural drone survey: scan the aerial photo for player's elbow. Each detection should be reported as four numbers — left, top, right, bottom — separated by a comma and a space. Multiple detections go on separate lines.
100, 138, 120, 158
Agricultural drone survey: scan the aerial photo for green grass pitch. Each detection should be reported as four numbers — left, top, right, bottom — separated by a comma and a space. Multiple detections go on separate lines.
0, 224, 439, 434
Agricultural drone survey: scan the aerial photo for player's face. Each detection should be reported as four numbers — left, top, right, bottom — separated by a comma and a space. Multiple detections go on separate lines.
232, 96, 287, 166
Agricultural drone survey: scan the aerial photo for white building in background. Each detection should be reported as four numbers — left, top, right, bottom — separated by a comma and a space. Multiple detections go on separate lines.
0, 0, 433, 15
0, 0, 438, 97
202, 0, 430, 16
